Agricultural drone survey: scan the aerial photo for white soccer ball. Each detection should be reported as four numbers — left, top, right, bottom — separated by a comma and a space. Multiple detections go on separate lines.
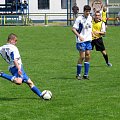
42, 90, 52, 100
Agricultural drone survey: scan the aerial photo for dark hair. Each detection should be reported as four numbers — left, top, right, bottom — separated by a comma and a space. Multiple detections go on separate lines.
95, 11, 101, 15
95, 11, 100, 14
84, 5, 91, 11
7, 33, 17, 41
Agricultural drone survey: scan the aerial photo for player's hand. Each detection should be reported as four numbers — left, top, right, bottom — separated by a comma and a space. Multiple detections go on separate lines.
92, 32, 98, 39
18, 69, 22, 76
92, 32, 96, 37
93, 31, 100, 35
78, 35, 84, 41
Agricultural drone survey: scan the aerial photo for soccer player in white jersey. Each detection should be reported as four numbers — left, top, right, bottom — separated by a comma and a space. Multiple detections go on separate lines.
0, 33, 43, 99
72, 5, 92, 80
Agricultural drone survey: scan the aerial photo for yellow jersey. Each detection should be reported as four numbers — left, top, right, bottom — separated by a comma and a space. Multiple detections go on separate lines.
92, 20, 103, 40
102, 11, 107, 22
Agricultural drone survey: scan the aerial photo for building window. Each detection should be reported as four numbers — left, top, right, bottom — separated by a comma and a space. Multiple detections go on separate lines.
61, 0, 67, 9
61, 0, 76, 9
38, 0, 49, 9
5, 0, 20, 4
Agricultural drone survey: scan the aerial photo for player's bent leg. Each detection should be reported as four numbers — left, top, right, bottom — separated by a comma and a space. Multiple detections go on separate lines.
0, 72, 17, 82
0, 72, 23, 85
13, 77, 23, 85
26, 79, 34, 88
101, 50, 107, 55
26, 79, 42, 97
101, 50, 112, 66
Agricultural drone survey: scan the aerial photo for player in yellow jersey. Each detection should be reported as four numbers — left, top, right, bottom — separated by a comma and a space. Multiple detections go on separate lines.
92, 11, 112, 67
102, 6, 107, 28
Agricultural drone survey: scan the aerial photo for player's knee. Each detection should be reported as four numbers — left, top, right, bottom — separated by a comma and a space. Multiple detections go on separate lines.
85, 54, 90, 61
86, 53, 90, 58
14, 78, 22, 85
81, 56, 85, 61
26, 79, 34, 88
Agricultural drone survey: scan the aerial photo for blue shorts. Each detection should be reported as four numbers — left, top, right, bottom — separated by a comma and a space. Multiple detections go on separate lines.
9, 66, 29, 83
76, 41, 92, 52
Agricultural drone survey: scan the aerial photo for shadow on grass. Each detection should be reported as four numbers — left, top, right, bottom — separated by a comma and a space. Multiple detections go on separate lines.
90, 65, 105, 67
0, 97, 39, 101
50, 77, 75, 80
71, 65, 105, 68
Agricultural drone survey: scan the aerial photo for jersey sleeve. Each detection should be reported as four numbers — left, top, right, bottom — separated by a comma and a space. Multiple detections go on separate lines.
101, 22, 106, 32
8, 46, 20, 61
12, 46, 21, 60
73, 16, 81, 30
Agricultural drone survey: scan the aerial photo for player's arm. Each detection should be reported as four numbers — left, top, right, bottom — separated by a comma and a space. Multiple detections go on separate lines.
93, 30, 105, 36
92, 31, 97, 38
72, 27, 84, 41
12, 47, 22, 76
98, 31, 105, 35
11, 49, 22, 76
14, 59, 22, 76
99, 22, 106, 35
100, 1, 103, 10
91, 0, 95, 7
72, 17, 84, 41
93, 30, 105, 35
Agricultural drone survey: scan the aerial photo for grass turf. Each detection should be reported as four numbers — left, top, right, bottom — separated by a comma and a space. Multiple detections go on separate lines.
0, 26, 120, 120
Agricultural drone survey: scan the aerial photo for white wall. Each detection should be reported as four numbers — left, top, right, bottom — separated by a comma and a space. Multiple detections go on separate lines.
0, 0, 88, 20
76, 0, 88, 13
29, 0, 89, 13
0, 0, 5, 4
29, 0, 67, 13
28, 0, 88, 20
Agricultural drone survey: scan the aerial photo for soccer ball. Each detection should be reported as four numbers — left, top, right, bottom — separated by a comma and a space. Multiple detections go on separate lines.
42, 90, 52, 100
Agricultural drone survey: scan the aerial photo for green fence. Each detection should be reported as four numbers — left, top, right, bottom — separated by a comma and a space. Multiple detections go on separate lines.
0, 13, 119, 26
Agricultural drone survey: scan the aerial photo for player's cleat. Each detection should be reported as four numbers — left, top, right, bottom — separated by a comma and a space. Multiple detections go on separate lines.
83, 75, 89, 80
76, 74, 82, 80
40, 95, 44, 99
107, 62, 112, 67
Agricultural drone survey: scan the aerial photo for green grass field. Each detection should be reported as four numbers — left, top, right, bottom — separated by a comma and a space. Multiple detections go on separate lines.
0, 26, 120, 120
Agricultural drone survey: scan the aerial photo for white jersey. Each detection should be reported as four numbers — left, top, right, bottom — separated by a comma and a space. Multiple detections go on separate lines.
0, 43, 22, 68
73, 15, 92, 43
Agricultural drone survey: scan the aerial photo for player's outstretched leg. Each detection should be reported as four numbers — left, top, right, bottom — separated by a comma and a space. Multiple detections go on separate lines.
0, 72, 15, 81
31, 86, 43, 97
102, 51, 112, 67
26, 79, 43, 98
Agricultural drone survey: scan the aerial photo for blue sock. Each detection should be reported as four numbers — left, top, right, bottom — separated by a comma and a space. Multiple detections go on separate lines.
31, 86, 42, 97
77, 64, 82, 75
0, 72, 15, 81
84, 62, 90, 76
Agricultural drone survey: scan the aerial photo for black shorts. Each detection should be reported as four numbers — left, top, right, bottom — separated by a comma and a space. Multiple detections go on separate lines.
103, 21, 107, 25
104, 22, 107, 25
91, 37, 105, 51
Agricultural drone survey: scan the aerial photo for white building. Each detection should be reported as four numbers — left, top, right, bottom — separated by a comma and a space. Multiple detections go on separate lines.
29, 0, 88, 13
28, 0, 88, 21
0, 0, 119, 25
